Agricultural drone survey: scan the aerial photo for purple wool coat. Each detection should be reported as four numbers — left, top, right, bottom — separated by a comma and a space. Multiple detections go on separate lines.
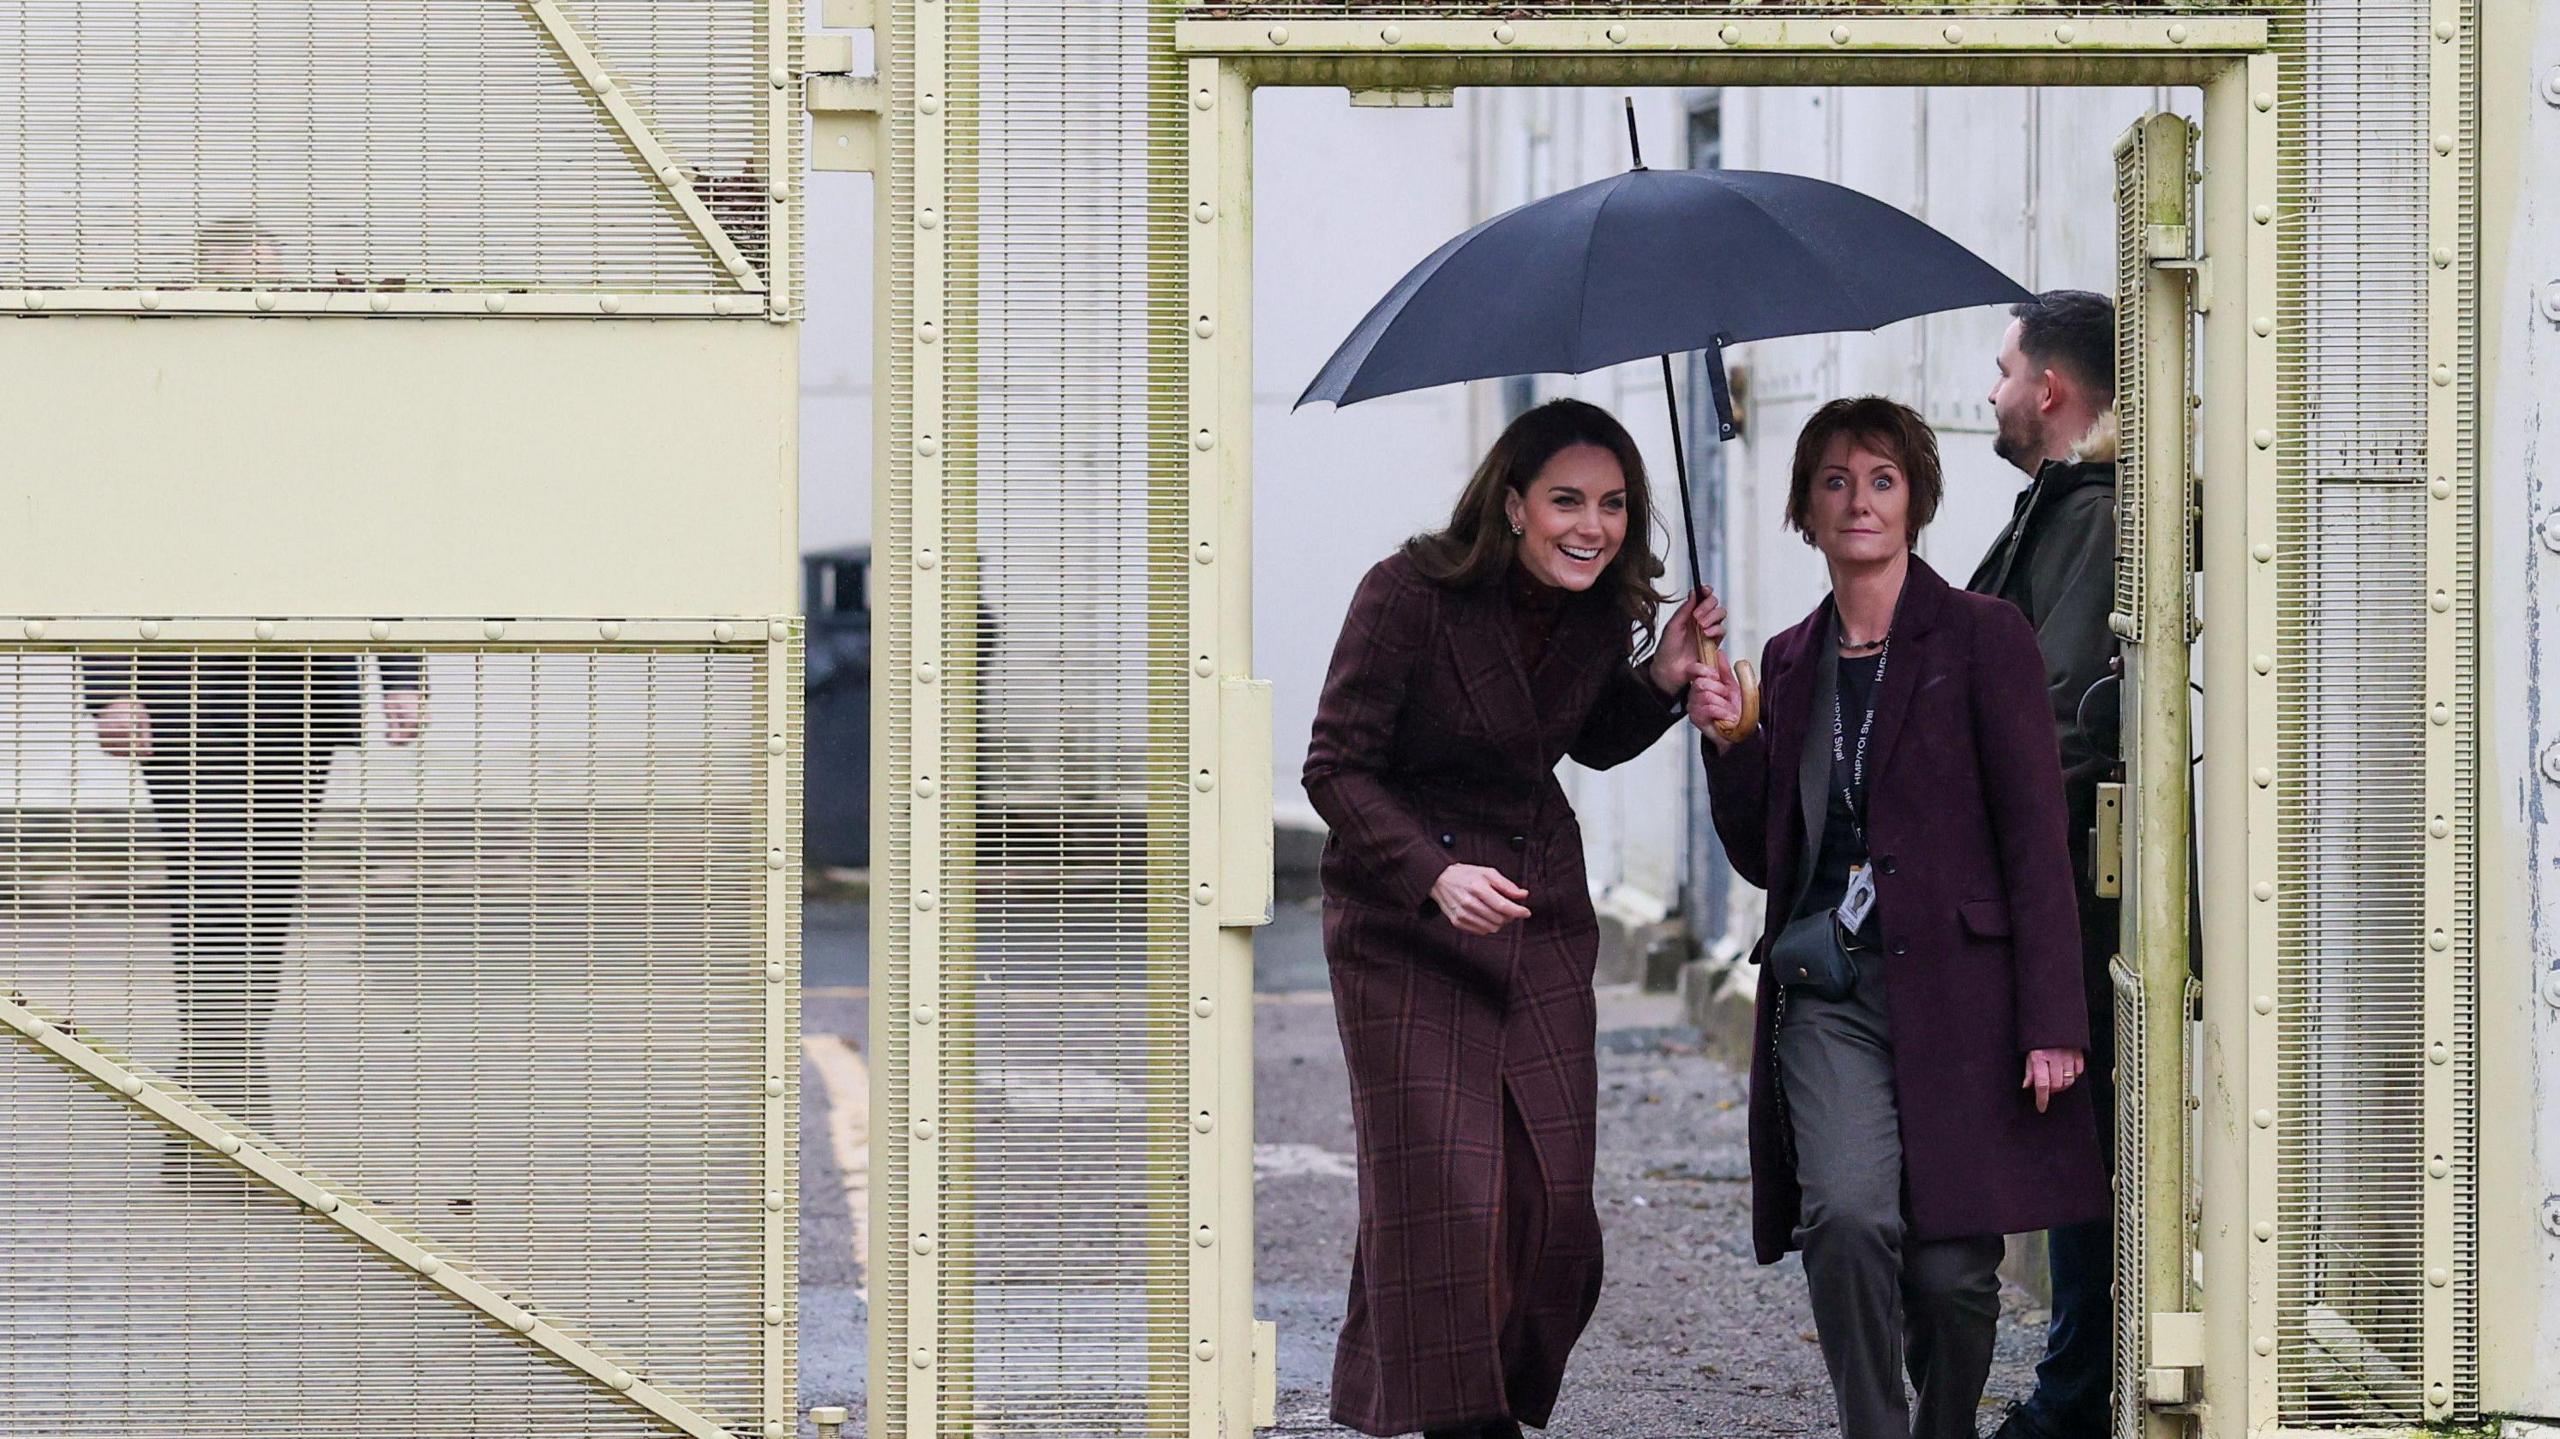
1704, 558, 2108, 1265
1305, 553, 1681, 1436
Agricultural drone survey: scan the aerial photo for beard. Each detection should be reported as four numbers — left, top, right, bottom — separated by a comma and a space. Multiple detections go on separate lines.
1991, 408, 2037, 469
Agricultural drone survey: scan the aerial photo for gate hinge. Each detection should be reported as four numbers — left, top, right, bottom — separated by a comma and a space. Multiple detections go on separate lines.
2157, 256, 2212, 313
2091, 783, 2125, 900
807, 74, 884, 174
2146, 1311, 2206, 1407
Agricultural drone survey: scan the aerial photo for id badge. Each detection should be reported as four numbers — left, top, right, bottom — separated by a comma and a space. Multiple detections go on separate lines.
1836, 863, 1878, 933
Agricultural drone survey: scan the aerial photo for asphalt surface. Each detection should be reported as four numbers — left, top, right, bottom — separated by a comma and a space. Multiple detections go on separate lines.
798, 895, 2052, 1436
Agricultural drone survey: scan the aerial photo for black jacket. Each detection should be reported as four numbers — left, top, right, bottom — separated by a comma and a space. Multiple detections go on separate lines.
1965, 414, 2120, 880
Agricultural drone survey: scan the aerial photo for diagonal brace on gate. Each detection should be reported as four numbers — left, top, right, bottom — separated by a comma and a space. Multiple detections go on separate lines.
1, 994, 745, 1439
514, 0, 768, 294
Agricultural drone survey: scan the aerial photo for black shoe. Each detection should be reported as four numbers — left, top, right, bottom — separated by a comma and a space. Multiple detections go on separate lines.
1985, 1403, 2061, 1439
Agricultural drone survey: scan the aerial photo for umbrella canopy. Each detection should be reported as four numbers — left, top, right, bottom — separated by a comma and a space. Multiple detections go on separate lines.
1297, 164, 2032, 437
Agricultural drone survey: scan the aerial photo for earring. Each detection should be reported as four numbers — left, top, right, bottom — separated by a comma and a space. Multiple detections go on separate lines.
1509, 523, 1524, 536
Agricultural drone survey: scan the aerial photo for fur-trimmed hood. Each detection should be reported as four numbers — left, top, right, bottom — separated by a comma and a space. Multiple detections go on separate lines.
2070, 410, 2120, 466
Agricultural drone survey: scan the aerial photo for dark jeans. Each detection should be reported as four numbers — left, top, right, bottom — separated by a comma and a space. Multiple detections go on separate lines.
140, 740, 328, 1121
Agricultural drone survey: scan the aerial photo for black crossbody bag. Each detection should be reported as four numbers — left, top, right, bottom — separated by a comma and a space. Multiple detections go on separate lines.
1768, 634, 1888, 1003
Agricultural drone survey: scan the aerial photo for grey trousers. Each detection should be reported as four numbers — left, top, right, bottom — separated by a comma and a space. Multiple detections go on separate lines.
1779, 961, 2006, 1439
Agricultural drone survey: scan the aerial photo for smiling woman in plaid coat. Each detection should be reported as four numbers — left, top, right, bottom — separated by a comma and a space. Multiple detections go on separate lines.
1304, 399, 1708, 1439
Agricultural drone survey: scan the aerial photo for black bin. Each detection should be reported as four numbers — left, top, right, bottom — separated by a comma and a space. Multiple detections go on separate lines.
803, 547, 872, 869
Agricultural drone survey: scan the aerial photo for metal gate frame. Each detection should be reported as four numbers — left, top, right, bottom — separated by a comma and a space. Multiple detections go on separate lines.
1123, 14, 2294, 1439
874, 1, 2485, 1434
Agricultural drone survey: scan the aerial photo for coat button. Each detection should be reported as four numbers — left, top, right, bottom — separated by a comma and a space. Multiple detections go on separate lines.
1507, 834, 1527, 852
1438, 833, 1455, 848
1890, 942, 1908, 957
1877, 856, 1897, 875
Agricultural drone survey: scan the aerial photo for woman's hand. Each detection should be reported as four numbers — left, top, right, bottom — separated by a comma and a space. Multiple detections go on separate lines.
1431, 863, 1531, 936
2023, 1047, 2086, 1114
1646, 587, 1728, 700
1686, 650, 1746, 753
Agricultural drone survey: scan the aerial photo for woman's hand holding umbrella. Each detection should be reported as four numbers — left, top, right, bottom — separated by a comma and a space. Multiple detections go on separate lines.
1683, 591, 1753, 752
1644, 589, 1714, 700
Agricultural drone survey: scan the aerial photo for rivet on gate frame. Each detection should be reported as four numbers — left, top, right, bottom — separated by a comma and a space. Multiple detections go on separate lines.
2428, 1042, 2449, 1066
1718, 24, 1739, 45
2253, 204, 2273, 225
255, 621, 278, 641
418, 1253, 444, 1275
1195, 541, 1217, 565
2053, 24, 2076, 45
138, 291, 160, 310
2252, 1110, 2272, 1130
916, 548, 939, 572
1191, 655, 1215, 678
1265, 24, 1287, 44
2252, 654, 2272, 675
2253, 92, 2273, 112
483, 620, 505, 640
2253, 767, 2273, 788
1605, 25, 1627, 44
2429, 817, 2450, 839
913, 1118, 938, 1140
765, 1306, 785, 1326
913, 1234, 936, 1255
600, 620, 624, 640
2433, 247, 2454, 270
1195, 1225, 1216, 1248
2253, 1336, 2274, 1356
770, 618, 791, 641
2253, 881, 2273, 902
2435, 478, 2456, 501
2431, 365, 2453, 387
17, 620, 42, 640
2428, 929, 2451, 952
1942, 24, 1964, 44
916, 434, 942, 457
608, 1369, 634, 1391
486, 295, 509, 313
919, 320, 942, 343
915, 776, 938, 798
2252, 430, 2273, 450
1193, 88, 1214, 112
1194, 428, 1215, 451
2252, 542, 2275, 563
2168, 23, 2189, 43
2432, 133, 2454, 156
2429, 703, 2451, 727
1381, 25, 1402, 44
369, 620, 392, 641
255, 292, 278, 312
1194, 882, 1215, 906
1194, 1340, 1217, 1363
2253, 1221, 2273, 1241
1192, 997, 1215, 1018
139, 620, 162, 640
917, 660, 939, 683
2434, 20, 2455, 40
1195, 769, 1216, 792
2428, 1157, 2450, 1178
913, 1347, 934, 1370
1194, 200, 1217, 223
1830, 25, 1850, 45
370, 294, 391, 313
1194, 316, 1216, 339
2430, 591, 2451, 614
1494, 23, 1515, 44
914, 1004, 938, 1025
766, 1190, 787, 1211
919, 95, 942, 116
2253, 316, 2273, 337
1193, 1109, 1214, 1132
766, 1075, 786, 1097
2253, 994, 2274, 1015
714, 622, 737, 643
915, 889, 937, 912
919, 208, 940, 230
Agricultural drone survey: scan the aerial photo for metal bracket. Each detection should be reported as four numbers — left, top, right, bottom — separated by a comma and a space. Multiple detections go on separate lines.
1, 994, 740, 1439
2093, 782, 2126, 899
514, 0, 766, 293
2157, 257, 2213, 314
808, 74, 885, 174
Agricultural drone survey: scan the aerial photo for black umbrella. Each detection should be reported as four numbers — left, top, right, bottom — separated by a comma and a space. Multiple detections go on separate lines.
1298, 103, 2030, 738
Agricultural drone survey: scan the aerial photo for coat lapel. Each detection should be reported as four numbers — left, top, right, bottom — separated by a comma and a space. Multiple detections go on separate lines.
1861, 557, 1952, 784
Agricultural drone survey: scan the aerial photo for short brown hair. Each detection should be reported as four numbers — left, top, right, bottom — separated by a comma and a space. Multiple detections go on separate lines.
1784, 396, 1944, 546
1404, 398, 1668, 649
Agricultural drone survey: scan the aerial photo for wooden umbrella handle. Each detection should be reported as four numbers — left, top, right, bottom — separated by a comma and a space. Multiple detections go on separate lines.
1698, 630, 1762, 744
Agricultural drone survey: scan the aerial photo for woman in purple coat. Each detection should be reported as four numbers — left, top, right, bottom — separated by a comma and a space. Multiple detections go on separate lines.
1687, 398, 2106, 1439
1304, 399, 1708, 1439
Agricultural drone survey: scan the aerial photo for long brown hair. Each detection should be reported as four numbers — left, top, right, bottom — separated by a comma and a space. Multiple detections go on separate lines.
1403, 398, 1669, 646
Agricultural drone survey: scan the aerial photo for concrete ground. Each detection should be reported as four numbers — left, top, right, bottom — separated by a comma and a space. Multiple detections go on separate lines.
799, 893, 2054, 1436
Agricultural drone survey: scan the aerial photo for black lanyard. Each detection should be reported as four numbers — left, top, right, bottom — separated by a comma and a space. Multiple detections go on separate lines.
1829, 634, 1890, 856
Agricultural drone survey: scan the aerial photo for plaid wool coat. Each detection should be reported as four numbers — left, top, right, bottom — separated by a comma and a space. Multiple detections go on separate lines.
1304, 553, 1680, 1436
1703, 558, 2108, 1266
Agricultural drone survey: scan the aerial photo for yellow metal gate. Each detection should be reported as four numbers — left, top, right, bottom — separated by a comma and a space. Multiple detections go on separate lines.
0, 5, 807, 1435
